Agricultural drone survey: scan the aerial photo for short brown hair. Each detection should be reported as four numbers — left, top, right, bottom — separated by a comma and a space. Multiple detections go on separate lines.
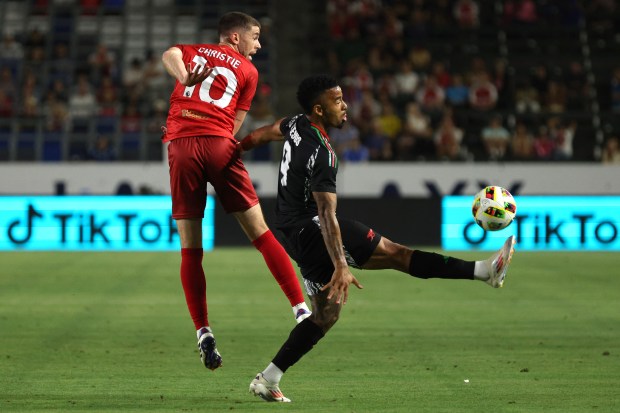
218, 12, 260, 36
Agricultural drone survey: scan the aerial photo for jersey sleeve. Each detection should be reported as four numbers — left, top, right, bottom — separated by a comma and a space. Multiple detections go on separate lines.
310, 147, 337, 194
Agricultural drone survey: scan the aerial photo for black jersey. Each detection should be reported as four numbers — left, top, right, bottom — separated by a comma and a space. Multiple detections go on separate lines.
274, 115, 339, 230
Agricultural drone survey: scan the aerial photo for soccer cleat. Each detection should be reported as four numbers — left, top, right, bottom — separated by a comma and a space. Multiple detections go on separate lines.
485, 235, 516, 288
249, 373, 291, 402
295, 308, 312, 323
198, 331, 222, 371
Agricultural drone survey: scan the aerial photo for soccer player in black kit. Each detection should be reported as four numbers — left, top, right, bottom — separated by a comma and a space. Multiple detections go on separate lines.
239, 75, 516, 402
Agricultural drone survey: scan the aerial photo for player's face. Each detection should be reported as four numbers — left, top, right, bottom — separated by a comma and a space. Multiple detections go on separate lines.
237, 26, 261, 60
320, 86, 348, 128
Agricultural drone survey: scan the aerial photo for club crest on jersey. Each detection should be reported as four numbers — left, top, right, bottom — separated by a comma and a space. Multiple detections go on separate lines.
367, 229, 376, 242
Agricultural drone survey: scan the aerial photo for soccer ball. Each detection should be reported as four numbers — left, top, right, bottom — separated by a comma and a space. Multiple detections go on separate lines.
472, 186, 517, 231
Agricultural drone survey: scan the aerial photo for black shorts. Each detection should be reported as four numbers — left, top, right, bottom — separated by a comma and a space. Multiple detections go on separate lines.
275, 217, 382, 295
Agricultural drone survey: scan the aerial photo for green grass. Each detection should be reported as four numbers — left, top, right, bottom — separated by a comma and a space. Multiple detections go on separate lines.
1, 248, 619, 412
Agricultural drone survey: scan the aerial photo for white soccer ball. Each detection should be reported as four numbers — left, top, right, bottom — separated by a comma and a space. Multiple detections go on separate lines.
471, 186, 517, 231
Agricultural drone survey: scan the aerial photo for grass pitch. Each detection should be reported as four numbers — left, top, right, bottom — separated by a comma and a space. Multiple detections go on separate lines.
1, 248, 619, 412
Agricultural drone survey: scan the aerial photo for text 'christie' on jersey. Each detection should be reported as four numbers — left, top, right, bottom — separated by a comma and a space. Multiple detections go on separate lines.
164, 44, 258, 142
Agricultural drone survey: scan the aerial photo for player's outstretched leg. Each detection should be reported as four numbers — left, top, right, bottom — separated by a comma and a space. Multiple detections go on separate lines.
249, 373, 291, 402
197, 327, 222, 370
483, 235, 516, 288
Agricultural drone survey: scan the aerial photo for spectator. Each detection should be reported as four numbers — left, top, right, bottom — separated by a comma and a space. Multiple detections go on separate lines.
504, 0, 538, 26
431, 61, 452, 89
408, 45, 432, 73
366, 45, 391, 75
22, 45, 46, 76
551, 118, 576, 160
328, 120, 361, 158
434, 112, 465, 161
445, 73, 470, 107
49, 78, 69, 103
375, 73, 399, 101
0, 89, 13, 118
96, 75, 119, 117
69, 75, 97, 121
533, 125, 555, 160
515, 81, 541, 113
364, 118, 393, 161
0, 33, 24, 68
403, 102, 434, 160
481, 115, 511, 160
544, 79, 568, 113
601, 136, 620, 164
453, 0, 480, 29
393, 59, 420, 101
43, 91, 69, 131
375, 100, 402, 141
141, 49, 167, 99
122, 57, 144, 99
20, 71, 41, 118
0, 66, 17, 100
341, 135, 370, 162
120, 103, 142, 134
87, 135, 117, 161
510, 121, 535, 160
88, 43, 116, 81
469, 72, 498, 111
416, 75, 445, 113
350, 90, 381, 133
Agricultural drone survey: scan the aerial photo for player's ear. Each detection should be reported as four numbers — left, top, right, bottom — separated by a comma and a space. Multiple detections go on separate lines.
229, 32, 240, 45
313, 104, 323, 116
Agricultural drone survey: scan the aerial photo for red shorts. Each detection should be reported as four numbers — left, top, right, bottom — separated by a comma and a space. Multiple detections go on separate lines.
167, 136, 259, 218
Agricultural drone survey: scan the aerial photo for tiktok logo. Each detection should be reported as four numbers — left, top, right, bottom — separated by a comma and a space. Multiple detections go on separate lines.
7, 204, 42, 245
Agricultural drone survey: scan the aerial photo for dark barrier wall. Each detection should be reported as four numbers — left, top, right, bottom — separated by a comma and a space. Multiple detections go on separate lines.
214, 197, 441, 246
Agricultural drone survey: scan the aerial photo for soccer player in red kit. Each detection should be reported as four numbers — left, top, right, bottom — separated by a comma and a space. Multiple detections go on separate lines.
161, 11, 310, 371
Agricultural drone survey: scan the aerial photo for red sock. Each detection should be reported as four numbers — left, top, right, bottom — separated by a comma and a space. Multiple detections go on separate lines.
180, 248, 209, 330
252, 230, 305, 306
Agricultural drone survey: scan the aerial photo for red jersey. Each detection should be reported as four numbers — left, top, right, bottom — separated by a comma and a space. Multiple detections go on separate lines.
163, 44, 259, 142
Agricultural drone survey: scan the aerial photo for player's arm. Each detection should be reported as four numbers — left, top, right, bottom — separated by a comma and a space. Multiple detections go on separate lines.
161, 46, 212, 86
238, 118, 286, 152
233, 109, 249, 136
313, 191, 363, 304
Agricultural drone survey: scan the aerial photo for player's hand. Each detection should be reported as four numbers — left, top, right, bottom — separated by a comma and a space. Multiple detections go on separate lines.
321, 267, 363, 305
183, 62, 212, 86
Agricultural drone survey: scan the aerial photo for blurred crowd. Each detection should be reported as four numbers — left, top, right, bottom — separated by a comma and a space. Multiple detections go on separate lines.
1, 0, 619, 163
320, 0, 620, 163
0, 22, 172, 160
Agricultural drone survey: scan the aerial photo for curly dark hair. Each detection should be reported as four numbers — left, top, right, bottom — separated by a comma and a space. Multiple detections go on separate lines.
296, 75, 339, 114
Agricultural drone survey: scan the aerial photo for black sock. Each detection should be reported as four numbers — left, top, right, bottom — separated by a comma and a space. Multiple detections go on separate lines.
272, 318, 325, 372
408, 250, 475, 280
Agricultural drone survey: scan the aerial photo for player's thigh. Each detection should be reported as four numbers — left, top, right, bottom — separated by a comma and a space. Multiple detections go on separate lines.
232, 203, 269, 241
206, 140, 259, 214
363, 237, 412, 272
296, 218, 381, 285
167, 138, 209, 219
